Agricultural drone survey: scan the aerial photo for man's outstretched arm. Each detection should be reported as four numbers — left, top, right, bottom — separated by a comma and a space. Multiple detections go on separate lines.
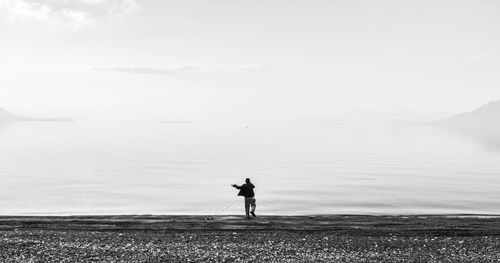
231, 184, 241, 189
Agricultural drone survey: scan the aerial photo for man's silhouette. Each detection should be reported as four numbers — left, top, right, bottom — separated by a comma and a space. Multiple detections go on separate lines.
232, 178, 256, 219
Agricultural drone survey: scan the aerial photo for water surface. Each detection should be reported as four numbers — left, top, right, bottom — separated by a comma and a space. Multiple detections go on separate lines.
0, 121, 499, 215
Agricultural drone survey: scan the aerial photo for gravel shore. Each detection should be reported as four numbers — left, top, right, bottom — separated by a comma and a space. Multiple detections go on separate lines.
1, 215, 500, 262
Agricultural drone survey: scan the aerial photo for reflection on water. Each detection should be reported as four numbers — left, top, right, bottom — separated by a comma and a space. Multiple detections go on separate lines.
0, 121, 499, 215
439, 125, 500, 153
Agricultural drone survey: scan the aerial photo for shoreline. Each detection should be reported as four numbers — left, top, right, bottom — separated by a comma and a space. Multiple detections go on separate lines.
1, 214, 500, 235
2, 215, 500, 262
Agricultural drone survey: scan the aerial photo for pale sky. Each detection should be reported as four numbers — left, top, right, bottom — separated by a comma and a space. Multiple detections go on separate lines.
1, 0, 499, 122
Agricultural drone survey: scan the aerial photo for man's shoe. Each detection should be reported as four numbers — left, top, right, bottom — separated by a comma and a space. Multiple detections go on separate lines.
250, 211, 256, 217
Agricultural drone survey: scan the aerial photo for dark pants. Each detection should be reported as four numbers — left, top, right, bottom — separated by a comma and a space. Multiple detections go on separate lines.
244, 197, 256, 217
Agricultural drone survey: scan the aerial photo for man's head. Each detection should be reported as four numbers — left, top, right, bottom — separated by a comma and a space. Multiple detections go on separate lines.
245, 178, 250, 183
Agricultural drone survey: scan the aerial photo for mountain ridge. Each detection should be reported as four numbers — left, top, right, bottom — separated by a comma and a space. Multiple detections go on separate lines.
438, 100, 500, 127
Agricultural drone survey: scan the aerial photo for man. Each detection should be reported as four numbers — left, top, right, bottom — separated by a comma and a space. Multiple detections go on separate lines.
231, 178, 256, 219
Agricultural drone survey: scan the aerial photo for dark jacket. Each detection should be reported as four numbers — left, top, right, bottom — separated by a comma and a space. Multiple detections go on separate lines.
234, 183, 255, 197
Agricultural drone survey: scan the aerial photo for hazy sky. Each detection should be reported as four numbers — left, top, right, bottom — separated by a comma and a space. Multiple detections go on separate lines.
1, 0, 499, 122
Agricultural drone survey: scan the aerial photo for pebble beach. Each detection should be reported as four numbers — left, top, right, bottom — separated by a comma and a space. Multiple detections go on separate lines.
1, 215, 500, 262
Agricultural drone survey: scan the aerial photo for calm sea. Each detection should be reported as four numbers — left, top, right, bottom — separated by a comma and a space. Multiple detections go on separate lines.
1, 121, 499, 215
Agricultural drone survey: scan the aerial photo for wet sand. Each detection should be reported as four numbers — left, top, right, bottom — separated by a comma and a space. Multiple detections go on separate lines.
1, 215, 500, 262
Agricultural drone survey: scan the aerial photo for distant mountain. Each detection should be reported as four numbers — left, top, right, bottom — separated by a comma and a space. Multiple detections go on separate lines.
438, 100, 500, 127
435, 100, 500, 150
0, 107, 72, 122
0, 107, 32, 121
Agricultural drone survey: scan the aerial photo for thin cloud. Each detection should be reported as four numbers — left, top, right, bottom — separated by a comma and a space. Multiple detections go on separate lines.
225, 64, 264, 72
0, 0, 139, 29
92, 66, 203, 75
91, 65, 266, 76
7, 64, 269, 75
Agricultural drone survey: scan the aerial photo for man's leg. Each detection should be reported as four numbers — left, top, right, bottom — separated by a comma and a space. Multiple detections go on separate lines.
244, 197, 251, 219
250, 198, 256, 217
